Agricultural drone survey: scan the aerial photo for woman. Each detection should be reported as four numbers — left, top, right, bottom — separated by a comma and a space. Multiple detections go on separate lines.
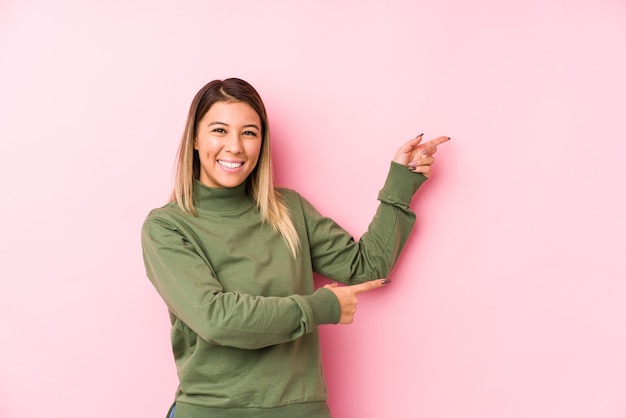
141, 78, 449, 418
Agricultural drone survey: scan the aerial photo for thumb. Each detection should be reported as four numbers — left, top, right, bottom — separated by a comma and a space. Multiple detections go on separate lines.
402, 134, 424, 152
351, 279, 390, 295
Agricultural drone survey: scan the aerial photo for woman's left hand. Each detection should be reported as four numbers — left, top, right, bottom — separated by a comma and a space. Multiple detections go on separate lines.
393, 134, 450, 178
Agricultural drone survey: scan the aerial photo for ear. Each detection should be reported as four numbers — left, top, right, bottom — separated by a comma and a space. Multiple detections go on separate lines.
193, 136, 198, 150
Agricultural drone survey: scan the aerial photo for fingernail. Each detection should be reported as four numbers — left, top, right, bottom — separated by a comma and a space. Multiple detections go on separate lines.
381, 279, 391, 284
415, 133, 424, 138
408, 162, 417, 169
422, 148, 429, 154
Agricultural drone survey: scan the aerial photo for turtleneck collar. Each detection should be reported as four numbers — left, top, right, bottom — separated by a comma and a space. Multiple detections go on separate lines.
193, 180, 255, 213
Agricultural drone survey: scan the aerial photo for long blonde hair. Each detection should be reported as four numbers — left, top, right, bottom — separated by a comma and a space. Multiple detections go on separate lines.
170, 78, 300, 257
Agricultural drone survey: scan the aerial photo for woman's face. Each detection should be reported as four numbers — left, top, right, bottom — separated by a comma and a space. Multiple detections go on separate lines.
194, 101, 262, 188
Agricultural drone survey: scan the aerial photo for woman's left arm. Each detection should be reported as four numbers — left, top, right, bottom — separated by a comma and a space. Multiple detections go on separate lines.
303, 134, 449, 283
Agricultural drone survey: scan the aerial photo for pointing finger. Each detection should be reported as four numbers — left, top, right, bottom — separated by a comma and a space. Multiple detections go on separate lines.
428, 136, 451, 147
422, 136, 450, 153
351, 279, 391, 295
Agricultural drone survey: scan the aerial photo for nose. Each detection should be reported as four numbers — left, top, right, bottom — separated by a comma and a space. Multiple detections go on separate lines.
224, 133, 243, 154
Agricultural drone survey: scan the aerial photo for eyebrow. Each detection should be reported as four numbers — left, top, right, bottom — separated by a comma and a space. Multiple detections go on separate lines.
208, 121, 260, 130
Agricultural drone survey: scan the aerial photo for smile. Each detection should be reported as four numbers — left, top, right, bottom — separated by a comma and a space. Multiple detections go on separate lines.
218, 160, 243, 169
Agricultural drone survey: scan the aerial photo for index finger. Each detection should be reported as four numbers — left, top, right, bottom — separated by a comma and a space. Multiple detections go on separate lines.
351, 279, 389, 294
422, 136, 450, 149
419, 136, 450, 155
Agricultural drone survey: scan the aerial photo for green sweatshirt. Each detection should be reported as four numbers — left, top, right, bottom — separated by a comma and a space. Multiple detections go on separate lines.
141, 162, 426, 417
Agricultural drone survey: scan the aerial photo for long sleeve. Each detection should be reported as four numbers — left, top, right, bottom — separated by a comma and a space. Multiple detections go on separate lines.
299, 161, 426, 283
141, 214, 339, 350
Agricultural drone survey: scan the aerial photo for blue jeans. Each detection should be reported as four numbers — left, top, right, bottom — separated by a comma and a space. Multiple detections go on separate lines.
167, 404, 176, 418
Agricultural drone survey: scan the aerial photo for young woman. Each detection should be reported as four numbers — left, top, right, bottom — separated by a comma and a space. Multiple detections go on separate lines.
141, 78, 449, 418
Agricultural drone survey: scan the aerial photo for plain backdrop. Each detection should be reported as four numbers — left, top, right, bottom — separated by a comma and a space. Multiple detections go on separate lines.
1, 1, 625, 417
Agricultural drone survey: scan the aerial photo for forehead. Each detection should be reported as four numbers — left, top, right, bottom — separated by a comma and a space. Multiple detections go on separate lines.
202, 101, 261, 125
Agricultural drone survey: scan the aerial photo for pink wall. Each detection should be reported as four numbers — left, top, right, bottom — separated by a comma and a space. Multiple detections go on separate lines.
1, 0, 625, 417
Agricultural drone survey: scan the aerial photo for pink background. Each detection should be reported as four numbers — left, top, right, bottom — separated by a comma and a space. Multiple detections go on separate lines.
1, 1, 625, 417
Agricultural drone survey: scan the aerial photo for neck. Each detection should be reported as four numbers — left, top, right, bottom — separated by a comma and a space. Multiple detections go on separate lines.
193, 180, 253, 213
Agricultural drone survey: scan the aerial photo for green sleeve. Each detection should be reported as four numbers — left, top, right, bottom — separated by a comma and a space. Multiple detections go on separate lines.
141, 218, 340, 350
303, 161, 426, 283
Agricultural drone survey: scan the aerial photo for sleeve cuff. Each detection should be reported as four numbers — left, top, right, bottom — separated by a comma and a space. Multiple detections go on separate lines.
301, 288, 341, 326
377, 161, 427, 209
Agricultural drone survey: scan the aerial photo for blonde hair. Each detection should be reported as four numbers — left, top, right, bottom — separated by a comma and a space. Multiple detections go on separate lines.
170, 78, 300, 257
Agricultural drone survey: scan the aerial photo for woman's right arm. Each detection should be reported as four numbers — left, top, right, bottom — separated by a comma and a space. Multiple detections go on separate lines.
141, 216, 340, 350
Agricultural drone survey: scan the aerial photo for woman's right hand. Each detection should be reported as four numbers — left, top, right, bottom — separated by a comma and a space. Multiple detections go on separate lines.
323, 279, 389, 324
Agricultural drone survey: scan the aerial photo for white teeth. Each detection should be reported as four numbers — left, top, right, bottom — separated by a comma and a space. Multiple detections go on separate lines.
218, 160, 243, 169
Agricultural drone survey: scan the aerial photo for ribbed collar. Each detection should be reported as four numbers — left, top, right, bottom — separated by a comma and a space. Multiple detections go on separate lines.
193, 180, 254, 213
